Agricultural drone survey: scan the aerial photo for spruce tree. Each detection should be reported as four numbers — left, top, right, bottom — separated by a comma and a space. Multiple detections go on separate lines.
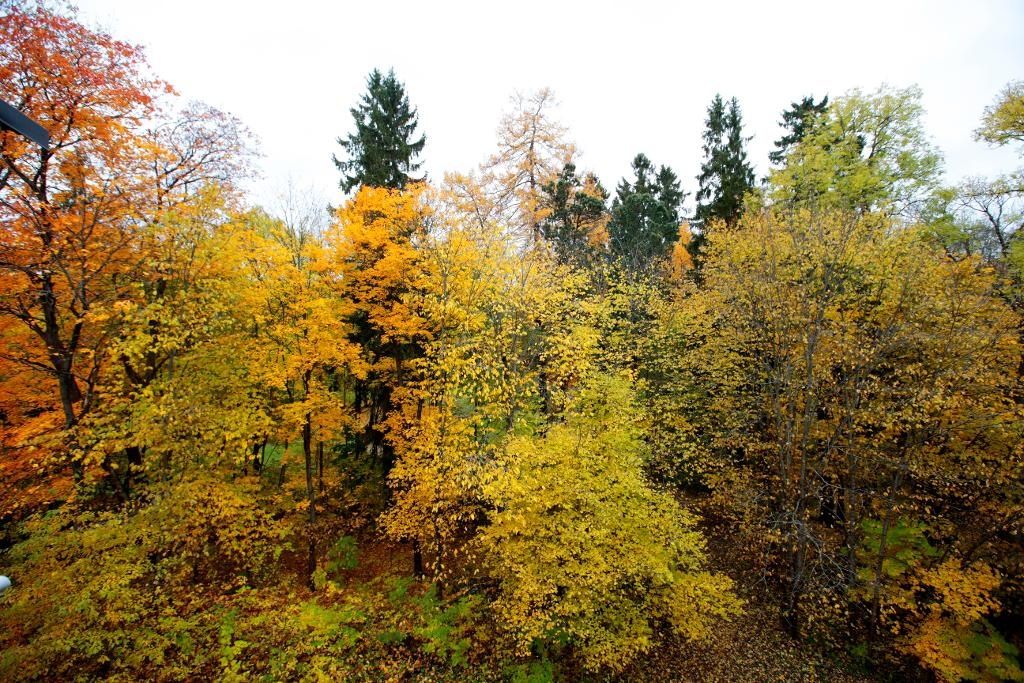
694, 95, 755, 228
334, 68, 426, 193
540, 162, 609, 269
608, 153, 686, 273
769, 95, 829, 166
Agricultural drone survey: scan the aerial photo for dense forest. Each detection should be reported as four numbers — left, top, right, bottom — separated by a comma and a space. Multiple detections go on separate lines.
2, 4, 1023, 681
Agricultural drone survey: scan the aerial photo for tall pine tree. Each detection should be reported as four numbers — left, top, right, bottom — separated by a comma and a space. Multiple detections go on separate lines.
334, 68, 426, 193
607, 153, 686, 273
540, 162, 609, 269
694, 95, 755, 228
769, 95, 829, 166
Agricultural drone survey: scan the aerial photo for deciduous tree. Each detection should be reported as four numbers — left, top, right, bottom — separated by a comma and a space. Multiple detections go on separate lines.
662, 205, 1023, 677
480, 374, 741, 672
977, 80, 1024, 152
482, 88, 576, 244
768, 85, 943, 219
326, 184, 428, 477
0, 6, 164, 479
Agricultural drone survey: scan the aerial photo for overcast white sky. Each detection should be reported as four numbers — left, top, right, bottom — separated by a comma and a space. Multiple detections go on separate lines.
74, 0, 1024, 213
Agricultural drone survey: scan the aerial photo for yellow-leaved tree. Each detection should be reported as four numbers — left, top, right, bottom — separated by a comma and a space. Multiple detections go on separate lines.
379, 177, 566, 577
326, 184, 429, 478
655, 205, 1023, 679
479, 374, 741, 672
235, 206, 365, 582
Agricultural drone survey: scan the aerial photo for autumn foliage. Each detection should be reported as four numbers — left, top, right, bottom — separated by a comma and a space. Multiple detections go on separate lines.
2, 5, 1024, 682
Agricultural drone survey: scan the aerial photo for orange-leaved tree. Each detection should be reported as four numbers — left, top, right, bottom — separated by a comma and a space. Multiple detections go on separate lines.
0, 5, 167, 485
1, 7, 261, 501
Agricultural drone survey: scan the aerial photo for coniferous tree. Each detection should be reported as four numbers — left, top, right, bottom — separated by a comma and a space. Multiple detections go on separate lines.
331, 71, 427, 495
694, 95, 755, 228
769, 95, 829, 166
607, 153, 686, 273
540, 162, 609, 269
334, 68, 426, 193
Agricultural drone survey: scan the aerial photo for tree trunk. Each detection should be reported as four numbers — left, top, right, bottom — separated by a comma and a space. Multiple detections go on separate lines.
413, 539, 424, 578
870, 455, 907, 639
317, 440, 324, 493
302, 369, 317, 587
124, 445, 144, 494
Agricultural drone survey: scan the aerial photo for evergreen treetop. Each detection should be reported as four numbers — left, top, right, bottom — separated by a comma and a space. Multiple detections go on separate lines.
769, 95, 830, 166
695, 94, 755, 228
608, 153, 686, 272
334, 68, 426, 193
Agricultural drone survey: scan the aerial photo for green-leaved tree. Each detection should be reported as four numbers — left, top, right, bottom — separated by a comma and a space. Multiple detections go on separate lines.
768, 85, 942, 219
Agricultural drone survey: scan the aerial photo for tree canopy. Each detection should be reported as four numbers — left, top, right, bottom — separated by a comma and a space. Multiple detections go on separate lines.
333, 68, 426, 193
695, 94, 755, 228
2, 6, 1023, 682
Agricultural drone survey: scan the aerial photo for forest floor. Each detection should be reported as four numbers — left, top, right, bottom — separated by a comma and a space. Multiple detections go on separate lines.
264, 445, 880, 682
621, 600, 876, 682
338, 520, 877, 682
619, 512, 877, 683
619, 524, 871, 682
